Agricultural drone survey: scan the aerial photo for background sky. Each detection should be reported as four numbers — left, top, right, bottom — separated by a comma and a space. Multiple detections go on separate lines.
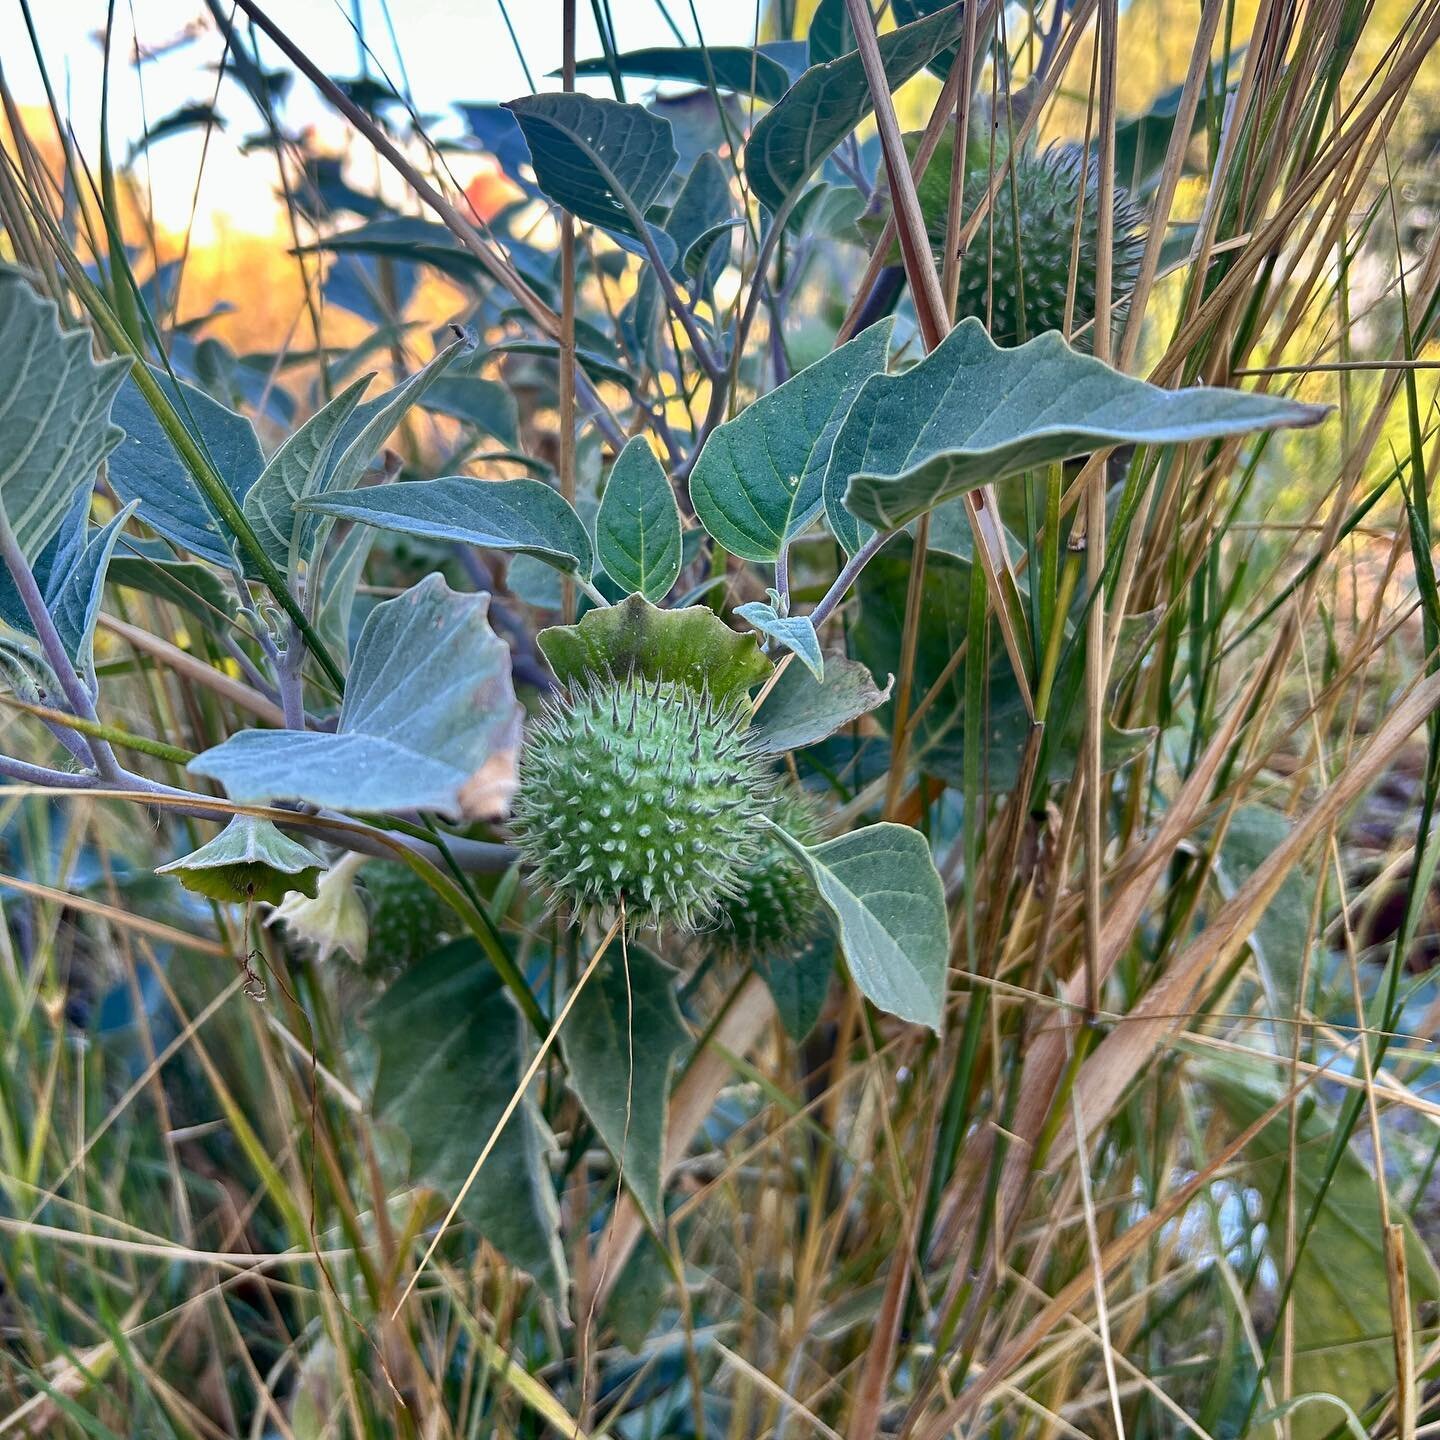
2, 1, 759, 236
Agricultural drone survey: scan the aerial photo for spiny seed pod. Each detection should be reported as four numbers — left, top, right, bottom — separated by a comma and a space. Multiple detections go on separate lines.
712, 785, 822, 959
362, 864, 455, 976
951, 145, 1145, 347
511, 672, 772, 931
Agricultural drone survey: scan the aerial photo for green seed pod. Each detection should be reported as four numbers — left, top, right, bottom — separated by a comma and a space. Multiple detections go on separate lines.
363, 864, 455, 975
711, 785, 822, 959
511, 672, 772, 931
952, 145, 1145, 347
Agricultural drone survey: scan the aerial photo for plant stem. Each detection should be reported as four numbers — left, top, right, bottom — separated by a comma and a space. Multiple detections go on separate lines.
809, 529, 891, 628
0, 509, 117, 777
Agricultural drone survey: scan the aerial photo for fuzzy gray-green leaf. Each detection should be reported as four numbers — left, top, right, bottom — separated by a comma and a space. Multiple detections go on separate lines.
108, 365, 264, 567
771, 820, 947, 1030
828, 320, 1328, 551
301, 476, 594, 577
242, 333, 469, 571
752, 653, 892, 753
735, 601, 824, 680
0, 268, 128, 560
188, 575, 521, 818
505, 93, 677, 254
744, 5, 964, 214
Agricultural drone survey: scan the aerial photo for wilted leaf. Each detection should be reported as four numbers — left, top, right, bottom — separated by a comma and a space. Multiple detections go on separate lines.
157, 816, 324, 905
189, 575, 521, 818
267, 852, 368, 963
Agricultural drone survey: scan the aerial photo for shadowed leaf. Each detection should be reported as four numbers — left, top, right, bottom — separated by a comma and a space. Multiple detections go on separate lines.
370, 940, 567, 1310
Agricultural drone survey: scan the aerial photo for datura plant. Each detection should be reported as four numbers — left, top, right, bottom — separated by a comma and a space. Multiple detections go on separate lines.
0, 236, 1321, 1283
1, 0, 1383, 1425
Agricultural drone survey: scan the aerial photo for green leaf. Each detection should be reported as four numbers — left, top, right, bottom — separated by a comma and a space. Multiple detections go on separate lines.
889, 0, 965, 77
752, 653, 892, 753
504, 93, 677, 255
301, 476, 594, 577
690, 321, 892, 561
302, 217, 491, 289
313, 522, 376, 666
0, 267, 128, 559
668, 153, 736, 293
49, 501, 139, 676
560, 944, 687, 1227
759, 933, 836, 1039
156, 816, 324, 905
418, 376, 519, 449
735, 601, 824, 680
108, 365, 264, 567
1113, 57, 1234, 191
807, 0, 856, 65
568, 47, 793, 102
771, 820, 947, 1030
744, 5, 964, 214
595, 438, 682, 602
110, 544, 238, 623
242, 375, 369, 569
538, 594, 769, 699
490, 340, 639, 393
189, 575, 521, 818
242, 333, 470, 572
370, 940, 567, 1309
1205, 1067, 1440, 1440
829, 320, 1329, 551
605, 1235, 673, 1352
